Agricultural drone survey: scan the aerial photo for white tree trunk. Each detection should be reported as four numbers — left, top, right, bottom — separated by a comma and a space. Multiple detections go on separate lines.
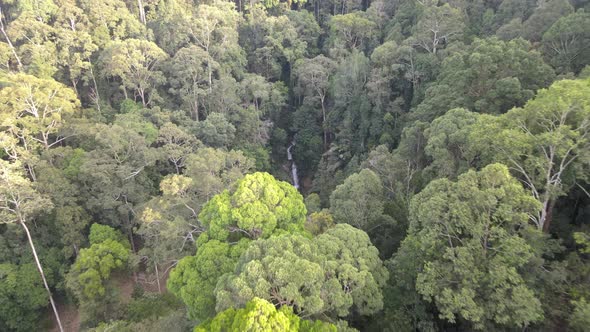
21, 221, 64, 332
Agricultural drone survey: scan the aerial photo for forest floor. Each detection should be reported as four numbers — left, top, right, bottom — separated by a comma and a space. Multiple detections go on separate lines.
48, 270, 169, 332
48, 301, 79, 332
48, 274, 148, 332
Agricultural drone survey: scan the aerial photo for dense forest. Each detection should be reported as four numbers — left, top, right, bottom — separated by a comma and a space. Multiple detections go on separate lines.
1, 0, 590, 331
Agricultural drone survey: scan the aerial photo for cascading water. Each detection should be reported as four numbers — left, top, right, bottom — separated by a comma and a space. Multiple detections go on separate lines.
287, 141, 300, 189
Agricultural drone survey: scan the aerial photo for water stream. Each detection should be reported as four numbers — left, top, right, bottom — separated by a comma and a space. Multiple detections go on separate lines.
287, 142, 300, 189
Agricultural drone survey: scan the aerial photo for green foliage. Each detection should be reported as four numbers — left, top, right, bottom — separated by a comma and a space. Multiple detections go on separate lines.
329, 169, 391, 231
125, 293, 184, 322
304, 193, 321, 214
1, 0, 589, 330
423, 108, 480, 179
167, 239, 250, 320
414, 37, 554, 121
0, 263, 48, 332
409, 3, 464, 55
215, 224, 388, 318
570, 298, 590, 331
88, 223, 127, 246
395, 164, 545, 329
168, 172, 307, 320
68, 239, 129, 299
66, 224, 131, 326
542, 9, 590, 74
99, 39, 167, 106
195, 297, 336, 332
328, 12, 378, 56
0, 73, 80, 153
194, 113, 236, 148
0, 160, 53, 225
469, 78, 590, 230
199, 172, 307, 242
305, 209, 335, 235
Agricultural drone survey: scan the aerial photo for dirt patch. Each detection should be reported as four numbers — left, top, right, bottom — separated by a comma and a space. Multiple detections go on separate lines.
111, 272, 136, 305
48, 301, 80, 332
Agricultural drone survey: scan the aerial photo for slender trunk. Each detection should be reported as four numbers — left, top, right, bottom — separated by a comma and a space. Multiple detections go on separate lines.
27, 164, 37, 182
193, 90, 200, 121
207, 56, 212, 93
139, 88, 147, 107
71, 78, 79, 97
542, 200, 555, 233
0, 8, 23, 71
89, 66, 101, 113
320, 95, 327, 150
154, 262, 161, 293
21, 221, 64, 332
137, 0, 146, 24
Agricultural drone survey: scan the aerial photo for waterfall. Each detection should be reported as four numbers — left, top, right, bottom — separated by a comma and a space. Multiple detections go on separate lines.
287, 142, 300, 189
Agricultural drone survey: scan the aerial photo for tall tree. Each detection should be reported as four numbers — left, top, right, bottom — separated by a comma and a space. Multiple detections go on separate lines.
329, 169, 390, 231
99, 39, 167, 106
293, 55, 336, 150
409, 3, 464, 55
168, 172, 307, 320
470, 78, 590, 232
394, 164, 545, 330
414, 37, 554, 122
167, 45, 211, 121
0, 160, 63, 332
542, 10, 590, 74
0, 74, 80, 153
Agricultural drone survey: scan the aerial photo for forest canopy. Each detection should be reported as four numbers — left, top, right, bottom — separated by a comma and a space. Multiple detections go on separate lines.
1, 0, 590, 331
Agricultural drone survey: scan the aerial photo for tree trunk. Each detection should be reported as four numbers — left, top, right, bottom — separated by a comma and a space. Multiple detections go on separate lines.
320, 95, 328, 151
89, 66, 102, 113
542, 200, 555, 233
155, 261, 161, 293
0, 8, 23, 71
137, 0, 146, 24
20, 221, 64, 332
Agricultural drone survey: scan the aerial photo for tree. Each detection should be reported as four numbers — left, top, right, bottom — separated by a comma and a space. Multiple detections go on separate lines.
0, 263, 49, 331
66, 223, 130, 326
470, 78, 590, 232
0, 74, 80, 154
183, 147, 254, 203
395, 164, 544, 329
423, 108, 480, 179
78, 0, 144, 47
195, 297, 337, 332
328, 12, 377, 56
414, 37, 554, 122
157, 123, 201, 174
188, 1, 243, 88
168, 45, 212, 121
215, 224, 388, 317
167, 239, 250, 320
409, 3, 464, 55
99, 39, 167, 106
329, 169, 390, 231
0, 160, 63, 332
78, 119, 157, 243
198, 172, 307, 242
293, 55, 336, 150
522, 0, 574, 42
52, 1, 98, 94
542, 10, 590, 74
330, 51, 373, 155
194, 113, 236, 148
168, 172, 307, 320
